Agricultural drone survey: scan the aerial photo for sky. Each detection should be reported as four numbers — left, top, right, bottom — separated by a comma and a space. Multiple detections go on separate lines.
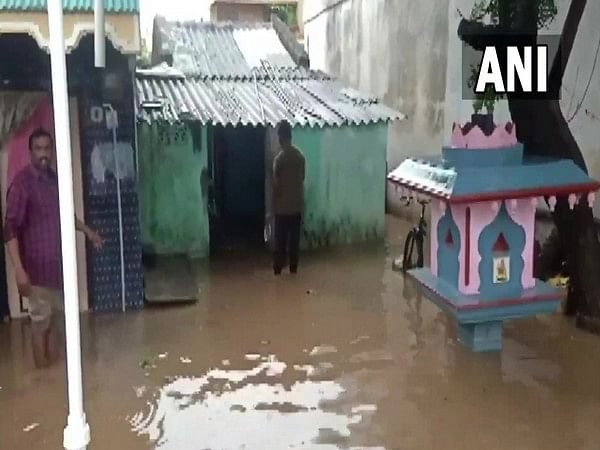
139, 0, 212, 44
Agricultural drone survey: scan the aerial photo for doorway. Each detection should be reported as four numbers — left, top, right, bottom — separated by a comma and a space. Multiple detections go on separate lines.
211, 124, 266, 252
0, 93, 89, 318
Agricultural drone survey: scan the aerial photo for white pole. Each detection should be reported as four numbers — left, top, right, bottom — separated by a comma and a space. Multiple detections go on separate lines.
104, 104, 126, 313
47, 1, 91, 449
94, 0, 105, 68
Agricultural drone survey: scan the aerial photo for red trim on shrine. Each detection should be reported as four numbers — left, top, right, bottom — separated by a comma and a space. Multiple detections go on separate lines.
492, 233, 510, 252
445, 229, 454, 246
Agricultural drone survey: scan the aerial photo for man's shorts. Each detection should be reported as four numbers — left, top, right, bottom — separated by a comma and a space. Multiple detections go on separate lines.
27, 286, 63, 333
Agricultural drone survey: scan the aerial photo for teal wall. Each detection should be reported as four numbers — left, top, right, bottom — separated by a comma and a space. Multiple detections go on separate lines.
292, 123, 388, 249
137, 122, 210, 258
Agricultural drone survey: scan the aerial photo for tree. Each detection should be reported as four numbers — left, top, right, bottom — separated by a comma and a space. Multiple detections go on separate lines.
458, 0, 600, 333
271, 4, 298, 29
137, 38, 152, 69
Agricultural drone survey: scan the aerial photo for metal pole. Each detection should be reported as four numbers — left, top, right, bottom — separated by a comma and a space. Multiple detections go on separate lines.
104, 105, 126, 313
94, 0, 105, 68
46, 1, 90, 449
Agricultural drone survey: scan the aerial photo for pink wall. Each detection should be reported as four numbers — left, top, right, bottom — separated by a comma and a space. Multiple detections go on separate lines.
505, 198, 536, 289
463, 201, 501, 294
430, 199, 443, 276
450, 204, 468, 293
7, 97, 54, 189
431, 198, 536, 294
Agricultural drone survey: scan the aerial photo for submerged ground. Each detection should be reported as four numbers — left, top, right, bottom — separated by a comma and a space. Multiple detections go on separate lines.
1, 216, 599, 449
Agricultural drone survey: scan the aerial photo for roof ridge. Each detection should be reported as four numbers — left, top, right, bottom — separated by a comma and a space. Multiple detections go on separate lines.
136, 76, 405, 128
161, 17, 274, 30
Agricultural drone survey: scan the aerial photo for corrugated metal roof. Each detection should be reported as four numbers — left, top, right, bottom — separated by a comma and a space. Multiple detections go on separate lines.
387, 153, 600, 203
0, 0, 139, 12
155, 19, 306, 79
135, 71, 406, 128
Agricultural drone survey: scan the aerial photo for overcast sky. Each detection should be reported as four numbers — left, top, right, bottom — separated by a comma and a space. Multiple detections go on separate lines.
140, 0, 212, 43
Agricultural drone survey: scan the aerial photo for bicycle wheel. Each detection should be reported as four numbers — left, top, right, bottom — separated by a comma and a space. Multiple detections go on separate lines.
402, 229, 416, 272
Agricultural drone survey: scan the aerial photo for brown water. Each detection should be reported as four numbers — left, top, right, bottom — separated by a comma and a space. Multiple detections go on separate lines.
1, 216, 600, 449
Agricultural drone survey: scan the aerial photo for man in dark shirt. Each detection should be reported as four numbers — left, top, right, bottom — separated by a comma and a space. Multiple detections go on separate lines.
272, 121, 305, 275
4, 128, 104, 368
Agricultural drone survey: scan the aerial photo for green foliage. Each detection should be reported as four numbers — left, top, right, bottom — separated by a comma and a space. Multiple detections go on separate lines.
467, 0, 558, 114
272, 4, 298, 28
137, 38, 151, 69
470, 0, 558, 29
467, 62, 505, 113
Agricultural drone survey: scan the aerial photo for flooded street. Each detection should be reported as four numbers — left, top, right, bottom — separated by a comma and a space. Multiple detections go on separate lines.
2, 216, 600, 449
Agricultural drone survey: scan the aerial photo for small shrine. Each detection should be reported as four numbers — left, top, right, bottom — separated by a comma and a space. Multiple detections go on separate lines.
388, 120, 600, 352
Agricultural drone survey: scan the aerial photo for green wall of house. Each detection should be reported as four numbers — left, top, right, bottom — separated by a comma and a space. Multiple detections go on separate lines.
293, 122, 388, 249
138, 120, 388, 259
137, 122, 210, 258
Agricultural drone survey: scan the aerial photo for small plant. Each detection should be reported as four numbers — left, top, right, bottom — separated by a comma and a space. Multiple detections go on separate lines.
467, 63, 504, 115
470, 0, 557, 29
465, 0, 558, 115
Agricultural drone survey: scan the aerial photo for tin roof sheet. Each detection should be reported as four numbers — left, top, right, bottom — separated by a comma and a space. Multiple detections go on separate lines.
155, 19, 307, 79
136, 70, 406, 128
387, 155, 600, 203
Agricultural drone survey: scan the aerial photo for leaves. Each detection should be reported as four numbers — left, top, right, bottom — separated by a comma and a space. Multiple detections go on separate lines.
469, 0, 557, 29
463, 0, 559, 114
466, 62, 504, 114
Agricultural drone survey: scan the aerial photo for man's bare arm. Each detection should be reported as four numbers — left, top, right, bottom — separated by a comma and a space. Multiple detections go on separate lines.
6, 237, 31, 296
75, 216, 90, 234
75, 216, 104, 250
6, 238, 24, 276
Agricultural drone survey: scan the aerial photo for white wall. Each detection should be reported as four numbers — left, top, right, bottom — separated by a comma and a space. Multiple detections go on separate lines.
304, 0, 450, 171
304, 0, 600, 215
140, 0, 212, 47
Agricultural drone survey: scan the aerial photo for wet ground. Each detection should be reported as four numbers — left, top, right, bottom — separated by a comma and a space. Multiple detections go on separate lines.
2, 216, 600, 449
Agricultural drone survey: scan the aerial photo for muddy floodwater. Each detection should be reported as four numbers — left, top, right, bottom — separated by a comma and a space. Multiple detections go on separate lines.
2, 216, 600, 449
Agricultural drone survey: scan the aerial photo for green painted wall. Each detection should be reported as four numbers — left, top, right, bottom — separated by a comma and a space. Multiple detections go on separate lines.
137, 122, 210, 258
292, 122, 388, 249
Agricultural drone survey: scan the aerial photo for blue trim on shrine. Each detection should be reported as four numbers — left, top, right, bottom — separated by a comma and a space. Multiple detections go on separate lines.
408, 268, 562, 320
441, 144, 524, 167
388, 156, 599, 200
478, 203, 525, 301
437, 206, 460, 288
406, 268, 562, 351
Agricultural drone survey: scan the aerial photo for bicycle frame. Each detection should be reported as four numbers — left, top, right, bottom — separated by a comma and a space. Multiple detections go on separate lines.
401, 198, 428, 272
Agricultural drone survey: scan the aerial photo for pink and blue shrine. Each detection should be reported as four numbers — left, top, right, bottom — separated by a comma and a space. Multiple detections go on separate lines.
388, 121, 600, 352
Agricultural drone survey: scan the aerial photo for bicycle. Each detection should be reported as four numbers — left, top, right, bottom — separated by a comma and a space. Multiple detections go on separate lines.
400, 197, 428, 273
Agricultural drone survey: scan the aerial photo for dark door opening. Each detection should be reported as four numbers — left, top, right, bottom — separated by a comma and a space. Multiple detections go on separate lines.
210, 124, 266, 253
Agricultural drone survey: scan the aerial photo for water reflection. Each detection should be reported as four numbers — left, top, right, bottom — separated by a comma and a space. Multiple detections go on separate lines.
128, 355, 383, 449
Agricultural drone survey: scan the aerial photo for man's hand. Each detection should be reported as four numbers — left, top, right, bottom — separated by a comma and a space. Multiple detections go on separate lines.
86, 229, 104, 250
15, 267, 31, 298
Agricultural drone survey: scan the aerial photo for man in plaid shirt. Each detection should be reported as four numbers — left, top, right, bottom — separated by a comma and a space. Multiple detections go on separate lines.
4, 128, 104, 368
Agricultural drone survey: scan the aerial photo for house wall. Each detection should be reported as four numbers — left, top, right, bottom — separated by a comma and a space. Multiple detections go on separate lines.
0, 34, 143, 315
210, 3, 271, 22
70, 36, 145, 312
137, 122, 210, 258
292, 122, 387, 248
0, 95, 89, 319
304, 0, 600, 216
0, 11, 140, 55
303, 0, 449, 172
